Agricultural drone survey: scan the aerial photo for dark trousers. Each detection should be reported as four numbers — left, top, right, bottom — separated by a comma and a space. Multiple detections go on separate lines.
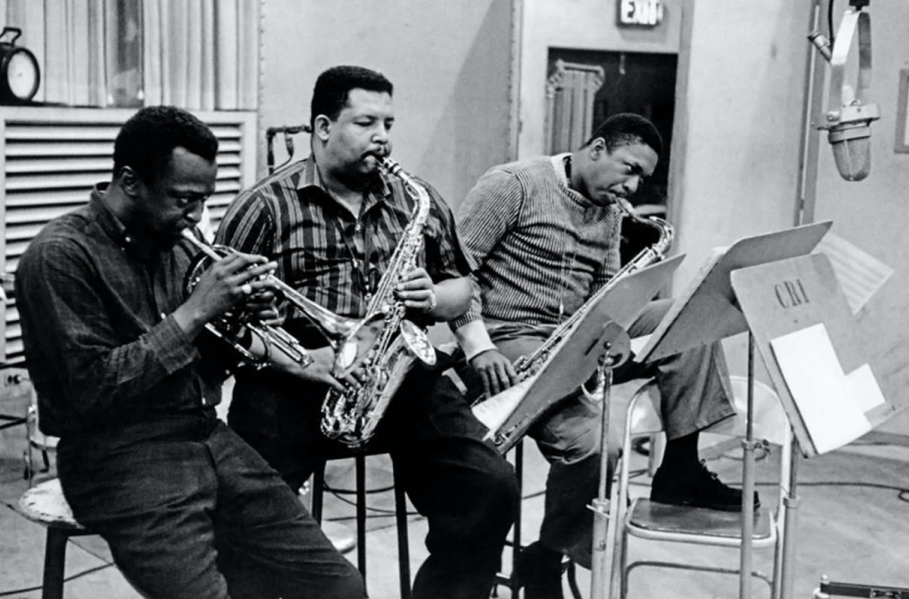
231, 365, 519, 599
57, 411, 365, 599
478, 299, 735, 567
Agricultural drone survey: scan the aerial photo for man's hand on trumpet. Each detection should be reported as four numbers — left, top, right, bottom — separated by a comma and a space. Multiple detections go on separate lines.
175, 250, 277, 336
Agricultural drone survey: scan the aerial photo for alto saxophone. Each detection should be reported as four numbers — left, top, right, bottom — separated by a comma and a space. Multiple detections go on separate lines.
320, 157, 437, 447
472, 203, 674, 453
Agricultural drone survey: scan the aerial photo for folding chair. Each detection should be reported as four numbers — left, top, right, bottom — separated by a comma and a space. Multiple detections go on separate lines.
611, 375, 792, 599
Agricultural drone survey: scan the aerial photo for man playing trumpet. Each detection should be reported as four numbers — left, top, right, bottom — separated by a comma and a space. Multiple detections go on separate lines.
453, 113, 754, 599
16, 106, 366, 599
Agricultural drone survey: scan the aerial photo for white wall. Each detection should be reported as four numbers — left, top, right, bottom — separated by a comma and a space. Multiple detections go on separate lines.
259, 0, 515, 209
519, 0, 682, 156
670, 0, 907, 422
670, 1, 812, 293
810, 1, 909, 424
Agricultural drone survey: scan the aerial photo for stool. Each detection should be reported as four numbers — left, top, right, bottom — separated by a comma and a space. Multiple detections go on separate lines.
493, 439, 524, 597
17, 479, 94, 599
311, 445, 412, 599
492, 440, 582, 599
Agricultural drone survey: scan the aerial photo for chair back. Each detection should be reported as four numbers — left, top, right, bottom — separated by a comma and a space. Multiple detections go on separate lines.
626, 380, 664, 438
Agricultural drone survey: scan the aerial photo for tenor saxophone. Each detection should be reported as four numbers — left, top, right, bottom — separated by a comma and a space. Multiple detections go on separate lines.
320, 157, 437, 447
471, 203, 674, 453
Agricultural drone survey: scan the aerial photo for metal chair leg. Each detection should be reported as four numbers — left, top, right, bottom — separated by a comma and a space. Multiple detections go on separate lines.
394, 472, 412, 599
42, 527, 69, 599
354, 454, 368, 582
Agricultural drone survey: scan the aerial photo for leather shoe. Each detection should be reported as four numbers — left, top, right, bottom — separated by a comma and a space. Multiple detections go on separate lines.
651, 459, 761, 512
515, 542, 565, 599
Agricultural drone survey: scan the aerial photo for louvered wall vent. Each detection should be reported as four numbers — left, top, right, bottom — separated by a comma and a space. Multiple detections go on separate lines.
1, 107, 257, 364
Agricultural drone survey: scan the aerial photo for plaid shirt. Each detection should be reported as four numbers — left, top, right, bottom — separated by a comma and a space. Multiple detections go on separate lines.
215, 156, 473, 327
15, 186, 231, 437
452, 154, 623, 331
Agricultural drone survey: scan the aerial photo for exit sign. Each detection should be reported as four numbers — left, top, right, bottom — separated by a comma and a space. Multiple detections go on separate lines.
617, 0, 664, 28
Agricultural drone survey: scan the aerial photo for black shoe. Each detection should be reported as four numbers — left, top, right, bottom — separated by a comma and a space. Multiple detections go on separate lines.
650, 460, 761, 512
515, 542, 565, 599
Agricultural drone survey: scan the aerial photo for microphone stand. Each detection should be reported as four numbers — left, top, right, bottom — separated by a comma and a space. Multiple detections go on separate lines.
588, 322, 631, 599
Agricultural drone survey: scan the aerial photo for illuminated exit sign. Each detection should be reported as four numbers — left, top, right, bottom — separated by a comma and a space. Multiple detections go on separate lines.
617, 0, 664, 28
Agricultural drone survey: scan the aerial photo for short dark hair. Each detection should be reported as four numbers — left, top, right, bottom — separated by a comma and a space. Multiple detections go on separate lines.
113, 106, 218, 185
310, 65, 394, 130
584, 113, 663, 157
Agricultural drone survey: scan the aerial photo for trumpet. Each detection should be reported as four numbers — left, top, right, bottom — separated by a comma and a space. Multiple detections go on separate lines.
181, 229, 368, 368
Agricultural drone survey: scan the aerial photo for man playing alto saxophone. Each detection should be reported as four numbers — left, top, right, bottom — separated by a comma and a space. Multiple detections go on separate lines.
452, 113, 755, 599
216, 65, 518, 599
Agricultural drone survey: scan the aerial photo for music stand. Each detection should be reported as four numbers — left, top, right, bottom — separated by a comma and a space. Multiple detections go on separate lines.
730, 252, 899, 599
474, 253, 685, 453
634, 220, 833, 599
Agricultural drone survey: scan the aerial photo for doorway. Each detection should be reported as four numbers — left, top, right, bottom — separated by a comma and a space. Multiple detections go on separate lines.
547, 49, 677, 263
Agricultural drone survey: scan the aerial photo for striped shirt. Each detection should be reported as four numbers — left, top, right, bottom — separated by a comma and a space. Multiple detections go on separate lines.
451, 154, 623, 331
215, 156, 472, 324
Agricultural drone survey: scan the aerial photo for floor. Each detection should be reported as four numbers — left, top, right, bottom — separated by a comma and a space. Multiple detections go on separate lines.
1, 378, 908, 599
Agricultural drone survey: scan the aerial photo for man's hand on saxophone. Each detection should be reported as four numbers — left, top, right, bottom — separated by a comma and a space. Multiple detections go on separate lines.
395, 266, 437, 314
396, 266, 474, 321
469, 348, 518, 399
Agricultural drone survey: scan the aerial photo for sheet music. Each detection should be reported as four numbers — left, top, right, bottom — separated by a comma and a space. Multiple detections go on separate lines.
770, 323, 871, 454
814, 234, 893, 314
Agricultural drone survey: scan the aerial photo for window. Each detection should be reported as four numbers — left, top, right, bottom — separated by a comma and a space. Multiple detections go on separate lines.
3, 0, 259, 110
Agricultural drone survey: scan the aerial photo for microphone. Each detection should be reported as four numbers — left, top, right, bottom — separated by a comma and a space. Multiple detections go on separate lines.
824, 100, 878, 182
809, 2, 879, 181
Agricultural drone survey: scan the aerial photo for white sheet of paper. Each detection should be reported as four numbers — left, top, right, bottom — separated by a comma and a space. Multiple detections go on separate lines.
770, 323, 871, 454
846, 363, 887, 414
631, 334, 651, 355
814, 234, 893, 314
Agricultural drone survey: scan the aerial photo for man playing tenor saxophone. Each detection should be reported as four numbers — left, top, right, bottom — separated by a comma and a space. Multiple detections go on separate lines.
452, 113, 755, 599
216, 65, 518, 599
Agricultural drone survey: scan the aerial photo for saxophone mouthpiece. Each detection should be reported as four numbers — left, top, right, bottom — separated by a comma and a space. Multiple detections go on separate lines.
615, 197, 640, 220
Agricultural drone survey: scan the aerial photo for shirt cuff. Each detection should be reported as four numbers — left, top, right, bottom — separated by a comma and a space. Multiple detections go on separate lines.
453, 320, 498, 362
150, 315, 200, 373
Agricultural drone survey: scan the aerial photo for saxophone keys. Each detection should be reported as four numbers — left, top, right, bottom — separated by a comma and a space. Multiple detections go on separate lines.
400, 319, 436, 366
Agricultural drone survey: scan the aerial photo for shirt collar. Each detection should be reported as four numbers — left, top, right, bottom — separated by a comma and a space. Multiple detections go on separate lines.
89, 184, 132, 248
89, 183, 168, 260
551, 152, 594, 210
296, 155, 392, 211
551, 153, 573, 189
551, 153, 621, 217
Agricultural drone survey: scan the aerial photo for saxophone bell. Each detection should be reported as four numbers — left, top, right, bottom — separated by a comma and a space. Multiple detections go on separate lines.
319, 156, 436, 447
